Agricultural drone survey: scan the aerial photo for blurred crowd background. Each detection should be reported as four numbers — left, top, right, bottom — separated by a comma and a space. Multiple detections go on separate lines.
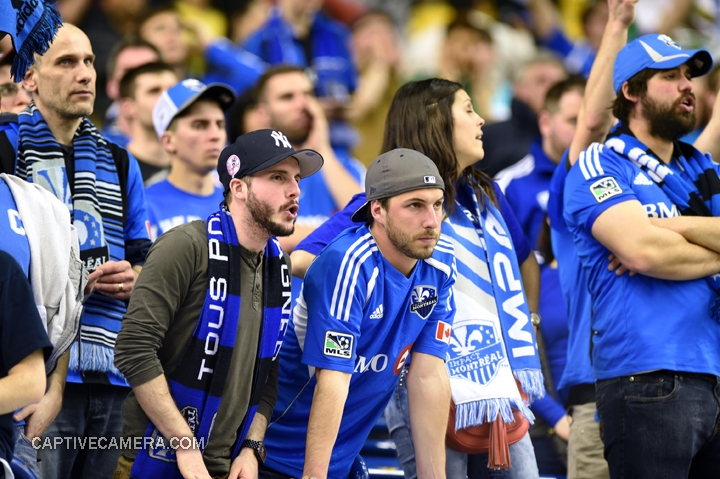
3, 0, 719, 174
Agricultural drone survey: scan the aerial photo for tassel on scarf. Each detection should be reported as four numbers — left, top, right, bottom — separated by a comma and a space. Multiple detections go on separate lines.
487, 415, 511, 470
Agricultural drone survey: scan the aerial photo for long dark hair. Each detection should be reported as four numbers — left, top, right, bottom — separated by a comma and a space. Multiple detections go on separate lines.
381, 78, 496, 213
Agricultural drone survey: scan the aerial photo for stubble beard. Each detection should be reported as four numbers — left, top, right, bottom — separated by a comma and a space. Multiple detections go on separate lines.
246, 189, 295, 238
385, 216, 438, 260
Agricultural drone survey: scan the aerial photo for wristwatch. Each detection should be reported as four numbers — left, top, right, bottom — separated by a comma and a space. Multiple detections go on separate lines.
241, 439, 267, 464
530, 312, 542, 327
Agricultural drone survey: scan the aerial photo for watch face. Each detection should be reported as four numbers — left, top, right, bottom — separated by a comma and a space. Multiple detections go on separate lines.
258, 443, 267, 463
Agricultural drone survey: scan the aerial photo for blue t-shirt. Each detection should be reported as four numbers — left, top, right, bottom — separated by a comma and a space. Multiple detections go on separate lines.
541, 27, 595, 78
202, 39, 267, 97
0, 178, 30, 276
529, 265, 568, 426
296, 183, 531, 265
495, 140, 557, 250
144, 179, 224, 240
547, 156, 594, 394
563, 142, 720, 379
265, 225, 456, 479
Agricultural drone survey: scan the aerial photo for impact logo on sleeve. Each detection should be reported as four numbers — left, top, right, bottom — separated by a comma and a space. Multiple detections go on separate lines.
410, 285, 438, 319
324, 331, 353, 359
590, 177, 623, 203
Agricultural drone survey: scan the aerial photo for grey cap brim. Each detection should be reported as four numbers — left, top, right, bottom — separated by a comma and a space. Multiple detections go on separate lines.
350, 200, 371, 222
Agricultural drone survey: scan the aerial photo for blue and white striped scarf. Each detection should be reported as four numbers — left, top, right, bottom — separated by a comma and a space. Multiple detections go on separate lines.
131, 208, 291, 478
16, 102, 128, 381
605, 125, 720, 319
442, 182, 543, 431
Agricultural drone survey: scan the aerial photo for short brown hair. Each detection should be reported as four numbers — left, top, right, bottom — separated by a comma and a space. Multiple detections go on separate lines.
612, 68, 658, 124
254, 65, 308, 101
543, 75, 586, 114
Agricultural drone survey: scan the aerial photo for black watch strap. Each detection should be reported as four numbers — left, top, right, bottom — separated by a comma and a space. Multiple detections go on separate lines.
241, 439, 267, 464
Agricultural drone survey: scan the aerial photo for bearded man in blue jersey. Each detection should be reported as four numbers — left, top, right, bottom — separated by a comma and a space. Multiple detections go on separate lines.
564, 34, 720, 478
260, 148, 456, 479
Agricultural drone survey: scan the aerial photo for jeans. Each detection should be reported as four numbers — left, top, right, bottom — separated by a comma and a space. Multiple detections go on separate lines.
13, 426, 40, 478
40, 382, 129, 479
384, 377, 539, 479
596, 370, 720, 479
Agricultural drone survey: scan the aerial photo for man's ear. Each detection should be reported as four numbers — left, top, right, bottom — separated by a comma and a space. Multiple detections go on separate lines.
621, 82, 639, 104
538, 110, 552, 138
160, 130, 176, 154
255, 104, 272, 128
370, 199, 386, 227
23, 66, 38, 94
229, 177, 248, 202
118, 97, 135, 121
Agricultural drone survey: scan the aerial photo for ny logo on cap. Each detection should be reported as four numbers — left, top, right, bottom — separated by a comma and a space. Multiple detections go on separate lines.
424, 176, 436, 184
271, 131, 292, 149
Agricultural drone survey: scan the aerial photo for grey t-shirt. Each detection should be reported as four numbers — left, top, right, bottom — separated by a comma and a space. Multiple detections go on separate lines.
115, 220, 281, 474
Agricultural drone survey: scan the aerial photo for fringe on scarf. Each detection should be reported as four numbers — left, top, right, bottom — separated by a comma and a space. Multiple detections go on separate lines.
514, 368, 545, 403
68, 341, 124, 379
454, 397, 535, 432
11, 4, 63, 81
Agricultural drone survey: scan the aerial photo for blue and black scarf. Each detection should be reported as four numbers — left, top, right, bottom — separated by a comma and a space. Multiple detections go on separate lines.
605, 124, 720, 318
16, 102, 129, 380
0, 0, 62, 80
131, 208, 291, 479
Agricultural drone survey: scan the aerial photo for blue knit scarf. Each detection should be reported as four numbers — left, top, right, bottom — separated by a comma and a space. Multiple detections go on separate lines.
16, 102, 128, 379
442, 181, 543, 431
605, 124, 720, 319
131, 208, 291, 479
0, 0, 62, 80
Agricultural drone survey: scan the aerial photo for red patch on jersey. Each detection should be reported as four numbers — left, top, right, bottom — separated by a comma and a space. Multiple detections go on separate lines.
435, 321, 452, 345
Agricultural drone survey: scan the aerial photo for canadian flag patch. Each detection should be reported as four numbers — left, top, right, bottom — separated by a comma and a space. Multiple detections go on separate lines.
435, 321, 452, 345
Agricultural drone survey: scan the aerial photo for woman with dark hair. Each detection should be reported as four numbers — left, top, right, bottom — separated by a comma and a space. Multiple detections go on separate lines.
289, 78, 543, 478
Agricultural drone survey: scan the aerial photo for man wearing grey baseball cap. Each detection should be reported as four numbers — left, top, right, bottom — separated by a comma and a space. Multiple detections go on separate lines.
114, 129, 323, 478
259, 148, 456, 479
563, 32, 720, 478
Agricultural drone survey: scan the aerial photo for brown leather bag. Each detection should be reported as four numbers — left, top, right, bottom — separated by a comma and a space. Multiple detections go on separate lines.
445, 379, 530, 455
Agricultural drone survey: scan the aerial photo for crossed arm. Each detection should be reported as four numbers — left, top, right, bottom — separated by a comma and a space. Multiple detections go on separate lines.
593, 200, 720, 279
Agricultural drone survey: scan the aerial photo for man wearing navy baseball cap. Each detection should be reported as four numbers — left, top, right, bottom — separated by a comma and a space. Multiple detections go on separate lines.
563, 32, 720, 478
114, 129, 323, 478
144, 77, 234, 239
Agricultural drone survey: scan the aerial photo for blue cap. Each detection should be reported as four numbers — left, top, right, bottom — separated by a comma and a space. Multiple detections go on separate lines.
613, 34, 713, 94
152, 79, 236, 138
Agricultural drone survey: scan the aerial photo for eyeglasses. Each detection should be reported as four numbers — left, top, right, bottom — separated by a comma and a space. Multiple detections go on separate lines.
0, 82, 20, 98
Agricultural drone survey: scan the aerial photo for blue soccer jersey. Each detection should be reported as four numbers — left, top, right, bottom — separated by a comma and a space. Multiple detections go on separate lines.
0, 178, 30, 276
144, 179, 224, 239
264, 224, 456, 479
563, 142, 720, 380
547, 156, 594, 394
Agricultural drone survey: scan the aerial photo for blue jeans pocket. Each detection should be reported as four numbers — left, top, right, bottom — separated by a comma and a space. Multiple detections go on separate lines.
623, 372, 679, 403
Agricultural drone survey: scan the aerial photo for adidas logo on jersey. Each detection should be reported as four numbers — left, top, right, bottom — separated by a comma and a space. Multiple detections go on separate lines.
369, 304, 384, 319
634, 172, 653, 186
